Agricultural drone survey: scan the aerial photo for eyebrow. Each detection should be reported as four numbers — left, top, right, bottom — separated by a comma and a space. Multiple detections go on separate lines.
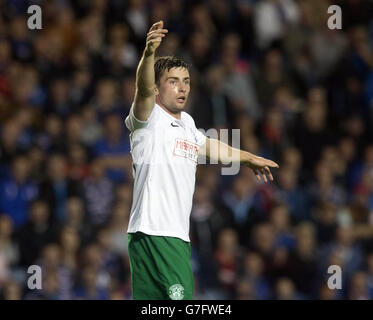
166, 77, 190, 81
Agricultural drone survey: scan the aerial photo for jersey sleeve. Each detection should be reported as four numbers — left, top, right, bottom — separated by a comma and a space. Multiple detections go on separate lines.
125, 104, 152, 132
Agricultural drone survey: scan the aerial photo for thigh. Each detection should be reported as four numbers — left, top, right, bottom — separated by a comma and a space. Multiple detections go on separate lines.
127, 232, 194, 300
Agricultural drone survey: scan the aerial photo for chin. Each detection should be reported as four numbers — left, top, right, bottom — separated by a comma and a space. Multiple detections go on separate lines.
177, 101, 187, 109
171, 103, 185, 112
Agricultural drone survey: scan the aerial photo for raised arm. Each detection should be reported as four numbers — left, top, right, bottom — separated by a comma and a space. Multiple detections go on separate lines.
199, 137, 279, 182
133, 21, 168, 121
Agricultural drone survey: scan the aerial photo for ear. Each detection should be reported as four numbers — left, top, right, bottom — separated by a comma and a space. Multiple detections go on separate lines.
155, 84, 159, 96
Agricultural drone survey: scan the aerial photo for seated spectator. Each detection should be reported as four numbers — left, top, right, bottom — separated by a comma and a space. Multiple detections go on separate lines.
73, 266, 109, 300
308, 160, 346, 208
91, 79, 123, 120
104, 24, 138, 72
0, 215, 19, 285
59, 226, 80, 274
83, 158, 114, 226
274, 277, 303, 300
221, 173, 266, 244
93, 113, 131, 184
219, 33, 261, 122
214, 228, 242, 299
235, 278, 256, 300
191, 65, 237, 130
1, 0, 373, 300
292, 98, 333, 175
96, 228, 127, 287
17, 200, 57, 267
80, 105, 103, 147
66, 143, 90, 182
39, 154, 82, 223
64, 114, 85, 148
313, 202, 338, 244
261, 107, 289, 159
61, 197, 92, 246
274, 165, 310, 222
27, 145, 46, 184
0, 155, 39, 229
365, 253, 373, 297
0, 280, 23, 300
240, 251, 271, 300
36, 114, 65, 153
318, 225, 364, 287
45, 78, 72, 118
348, 271, 371, 300
79, 243, 112, 292
106, 202, 130, 257
25, 270, 63, 300
287, 222, 318, 298
114, 182, 133, 206
250, 223, 276, 263
269, 203, 295, 250
0, 120, 23, 172
318, 283, 341, 300
33, 243, 73, 299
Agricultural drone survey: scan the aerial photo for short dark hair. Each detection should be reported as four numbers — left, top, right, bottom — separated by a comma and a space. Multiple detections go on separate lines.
154, 56, 191, 85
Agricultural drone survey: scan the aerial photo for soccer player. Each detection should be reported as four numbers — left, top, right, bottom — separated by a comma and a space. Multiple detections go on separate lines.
125, 21, 279, 300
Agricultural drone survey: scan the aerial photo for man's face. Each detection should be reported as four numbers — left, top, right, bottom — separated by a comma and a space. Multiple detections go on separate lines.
156, 67, 190, 114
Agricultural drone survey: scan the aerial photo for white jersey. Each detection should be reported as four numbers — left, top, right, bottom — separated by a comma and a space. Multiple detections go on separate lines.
125, 103, 206, 242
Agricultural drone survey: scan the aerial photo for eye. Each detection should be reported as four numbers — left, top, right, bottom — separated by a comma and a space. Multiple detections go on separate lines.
170, 80, 176, 85
184, 80, 190, 85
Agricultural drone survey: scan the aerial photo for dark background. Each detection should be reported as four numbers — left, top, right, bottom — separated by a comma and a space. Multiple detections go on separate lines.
0, 0, 373, 300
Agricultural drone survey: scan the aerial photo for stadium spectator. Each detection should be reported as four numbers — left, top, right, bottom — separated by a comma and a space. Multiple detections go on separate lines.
240, 251, 271, 299
83, 158, 114, 226
0, 215, 19, 285
62, 197, 92, 247
0, 0, 372, 300
17, 200, 57, 267
39, 154, 82, 223
0, 155, 38, 229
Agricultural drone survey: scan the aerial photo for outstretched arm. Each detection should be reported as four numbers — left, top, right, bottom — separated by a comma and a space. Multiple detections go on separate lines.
199, 138, 279, 182
133, 21, 168, 121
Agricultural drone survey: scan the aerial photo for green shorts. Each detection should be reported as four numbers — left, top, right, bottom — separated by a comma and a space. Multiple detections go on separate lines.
127, 232, 194, 300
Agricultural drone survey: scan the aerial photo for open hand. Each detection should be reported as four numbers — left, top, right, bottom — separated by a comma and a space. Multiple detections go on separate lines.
244, 156, 279, 183
145, 21, 168, 55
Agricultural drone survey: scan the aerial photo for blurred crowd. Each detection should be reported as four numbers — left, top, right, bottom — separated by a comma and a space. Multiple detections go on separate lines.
0, 0, 373, 300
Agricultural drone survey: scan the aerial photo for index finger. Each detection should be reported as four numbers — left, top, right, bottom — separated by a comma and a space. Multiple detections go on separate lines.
149, 21, 163, 32
265, 159, 279, 168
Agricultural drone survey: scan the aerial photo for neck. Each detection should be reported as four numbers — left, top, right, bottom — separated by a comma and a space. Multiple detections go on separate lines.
156, 98, 181, 120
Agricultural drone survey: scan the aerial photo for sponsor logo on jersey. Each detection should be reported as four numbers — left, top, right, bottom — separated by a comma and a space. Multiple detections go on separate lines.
173, 138, 199, 162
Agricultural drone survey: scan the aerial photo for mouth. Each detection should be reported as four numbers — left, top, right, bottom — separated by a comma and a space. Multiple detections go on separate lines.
177, 96, 186, 103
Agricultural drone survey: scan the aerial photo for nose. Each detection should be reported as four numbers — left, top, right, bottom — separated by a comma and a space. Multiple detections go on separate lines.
178, 83, 186, 93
